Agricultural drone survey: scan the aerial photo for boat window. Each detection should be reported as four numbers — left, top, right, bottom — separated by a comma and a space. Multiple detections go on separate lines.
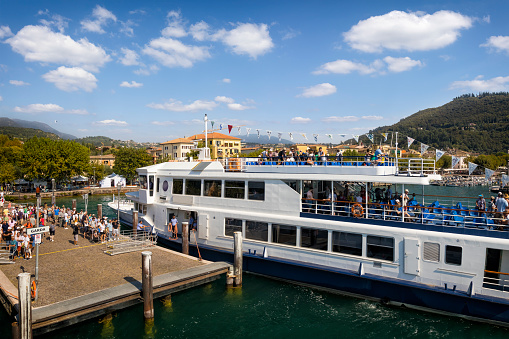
173, 179, 183, 194
204, 180, 222, 197
272, 224, 296, 246
283, 180, 299, 193
225, 180, 245, 199
156, 178, 160, 193
423, 242, 440, 262
248, 181, 265, 201
149, 176, 154, 197
139, 175, 147, 189
367, 235, 394, 262
245, 220, 268, 241
445, 245, 462, 266
332, 232, 362, 256
224, 218, 242, 237
301, 227, 328, 251
186, 179, 201, 196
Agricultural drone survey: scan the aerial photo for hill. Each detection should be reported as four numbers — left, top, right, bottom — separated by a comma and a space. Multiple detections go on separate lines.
0, 117, 77, 139
75, 136, 114, 146
0, 126, 61, 140
373, 92, 509, 154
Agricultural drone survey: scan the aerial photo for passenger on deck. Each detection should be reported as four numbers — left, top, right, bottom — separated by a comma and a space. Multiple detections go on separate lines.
395, 199, 413, 221
495, 193, 509, 224
307, 152, 314, 165
385, 185, 392, 203
476, 194, 486, 212
306, 188, 314, 213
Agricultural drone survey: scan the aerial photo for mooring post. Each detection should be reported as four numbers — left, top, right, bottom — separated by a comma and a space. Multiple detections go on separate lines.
97, 204, 103, 220
12, 321, 20, 339
17, 273, 32, 339
141, 251, 154, 321
133, 210, 138, 235
182, 222, 189, 255
233, 231, 243, 287
72, 199, 77, 211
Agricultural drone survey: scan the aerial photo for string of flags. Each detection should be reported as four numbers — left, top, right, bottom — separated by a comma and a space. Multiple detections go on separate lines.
208, 120, 500, 181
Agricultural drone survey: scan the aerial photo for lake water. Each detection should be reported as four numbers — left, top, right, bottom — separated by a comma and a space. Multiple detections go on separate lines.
2, 188, 509, 338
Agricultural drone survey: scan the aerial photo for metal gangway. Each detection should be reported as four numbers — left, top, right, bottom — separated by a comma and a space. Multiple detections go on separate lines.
104, 230, 157, 256
0, 242, 15, 264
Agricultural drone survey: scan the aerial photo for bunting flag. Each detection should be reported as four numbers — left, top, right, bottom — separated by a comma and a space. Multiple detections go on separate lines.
278, 132, 282, 142
313, 134, 318, 142
339, 134, 347, 138
301, 133, 307, 140
256, 129, 260, 138
326, 134, 333, 140
246, 127, 251, 136
367, 134, 374, 143
288, 132, 293, 141
420, 143, 429, 154
267, 130, 272, 140
211, 121, 215, 128
227, 125, 233, 134
436, 149, 445, 162
451, 156, 460, 169
237, 126, 241, 135
353, 135, 360, 142
407, 136, 415, 148
502, 174, 509, 188
219, 123, 223, 130
468, 162, 478, 175
382, 133, 388, 141
485, 168, 495, 180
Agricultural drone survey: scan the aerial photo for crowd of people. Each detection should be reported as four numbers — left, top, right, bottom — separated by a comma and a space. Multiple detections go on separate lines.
0, 202, 121, 261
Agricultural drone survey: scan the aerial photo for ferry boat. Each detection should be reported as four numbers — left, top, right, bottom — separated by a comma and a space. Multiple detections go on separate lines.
110, 138, 509, 326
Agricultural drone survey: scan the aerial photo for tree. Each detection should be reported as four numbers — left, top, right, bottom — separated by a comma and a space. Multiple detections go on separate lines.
113, 148, 152, 184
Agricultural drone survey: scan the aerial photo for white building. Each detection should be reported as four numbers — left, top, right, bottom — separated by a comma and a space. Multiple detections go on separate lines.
99, 173, 126, 188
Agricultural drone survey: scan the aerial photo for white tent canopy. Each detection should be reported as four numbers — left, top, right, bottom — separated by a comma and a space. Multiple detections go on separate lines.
72, 175, 89, 182
99, 173, 126, 188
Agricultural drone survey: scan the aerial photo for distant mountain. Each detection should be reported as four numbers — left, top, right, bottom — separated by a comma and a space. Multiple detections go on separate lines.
0, 126, 61, 140
10, 118, 77, 140
372, 92, 509, 154
241, 134, 294, 144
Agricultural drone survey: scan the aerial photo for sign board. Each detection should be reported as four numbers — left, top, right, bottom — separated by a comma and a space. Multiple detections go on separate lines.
27, 226, 49, 235
35, 234, 42, 244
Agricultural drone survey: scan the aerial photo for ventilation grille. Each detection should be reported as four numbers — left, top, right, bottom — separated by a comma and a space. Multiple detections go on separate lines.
423, 242, 440, 262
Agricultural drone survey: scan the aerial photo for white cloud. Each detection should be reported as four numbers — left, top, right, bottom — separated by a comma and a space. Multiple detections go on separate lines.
343, 10, 473, 53
313, 59, 377, 75
362, 115, 383, 120
215, 23, 274, 59
81, 5, 117, 34
189, 21, 211, 41
0, 25, 13, 39
142, 37, 210, 68
119, 48, 140, 66
281, 28, 300, 40
147, 99, 218, 112
0, 96, 2, 101
37, 10, 69, 33
227, 103, 253, 111
321, 116, 359, 123
10, 80, 30, 86
214, 96, 234, 104
162, 10, 187, 38
151, 121, 175, 126
222, 78, 231, 83
6, 25, 111, 72
383, 56, 422, 73
120, 80, 143, 88
291, 117, 311, 124
481, 36, 509, 55
120, 20, 136, 37
13, 103, 89, 115
298, 83, 337, 98
450, 75, 509, 92
42, 66, 97, 92
95, 119, 128, 126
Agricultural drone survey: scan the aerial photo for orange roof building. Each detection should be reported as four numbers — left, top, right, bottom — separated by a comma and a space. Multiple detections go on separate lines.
188, 132, 241, 159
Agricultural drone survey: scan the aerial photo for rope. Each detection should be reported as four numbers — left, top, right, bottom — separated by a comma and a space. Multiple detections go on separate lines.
0, 285, 19, 300
192, 230, 202, 261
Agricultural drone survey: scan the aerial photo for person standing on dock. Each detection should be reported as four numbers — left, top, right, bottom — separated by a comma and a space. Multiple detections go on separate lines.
73, 221, 79, 246
169, 215, 178, 240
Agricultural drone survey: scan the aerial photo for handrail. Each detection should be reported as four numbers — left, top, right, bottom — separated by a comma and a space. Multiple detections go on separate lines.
485, 270, 509, 276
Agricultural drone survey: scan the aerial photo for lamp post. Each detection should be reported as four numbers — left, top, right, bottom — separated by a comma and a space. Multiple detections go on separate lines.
51, 178, 55, 206
117, 181, 122, 222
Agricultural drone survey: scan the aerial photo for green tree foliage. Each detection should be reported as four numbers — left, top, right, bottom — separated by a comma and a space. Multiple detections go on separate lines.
436, 155, 452, 169
113, 148, 152, 184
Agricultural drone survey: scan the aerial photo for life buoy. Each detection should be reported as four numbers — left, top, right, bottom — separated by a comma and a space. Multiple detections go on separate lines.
351, 203, 364, 218
31, 281, 37, 299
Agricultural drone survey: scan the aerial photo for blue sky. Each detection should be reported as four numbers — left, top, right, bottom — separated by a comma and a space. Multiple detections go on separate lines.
0, 0, 508, 143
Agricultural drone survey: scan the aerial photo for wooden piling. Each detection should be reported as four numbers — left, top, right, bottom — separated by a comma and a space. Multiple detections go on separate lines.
71, 199, 76, 210
97, 204, 103, 220
141, 251, 154, 320
182, 222, 189, 255
133, 210, 138, 235
233, 231, 243, 287
12, 322, 20, 339
17, 272, 32, 339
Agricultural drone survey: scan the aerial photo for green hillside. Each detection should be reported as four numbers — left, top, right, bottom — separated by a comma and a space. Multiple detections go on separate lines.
0, 126, 61, 140
75, 136, 114, 146
373, 92, 509, 154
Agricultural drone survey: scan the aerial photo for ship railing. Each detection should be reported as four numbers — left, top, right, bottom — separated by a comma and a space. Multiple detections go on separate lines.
396, 158, 436, 176
302, 198, 509, 231
104, 229, 157, 256
483, 270, 509, 292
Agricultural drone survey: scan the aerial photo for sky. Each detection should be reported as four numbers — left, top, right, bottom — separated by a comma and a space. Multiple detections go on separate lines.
0, 0, 508, 143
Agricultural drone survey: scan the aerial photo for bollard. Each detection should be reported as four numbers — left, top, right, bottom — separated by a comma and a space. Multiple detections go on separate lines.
182, 222, 189, 255
97, 204, 103, 220
133, 210, 138, 235
72, 199, 77, 210
12, 322, 20, 339
142, 251, 154, 320
233, 231, 243, 287
17, 273, 32, 339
